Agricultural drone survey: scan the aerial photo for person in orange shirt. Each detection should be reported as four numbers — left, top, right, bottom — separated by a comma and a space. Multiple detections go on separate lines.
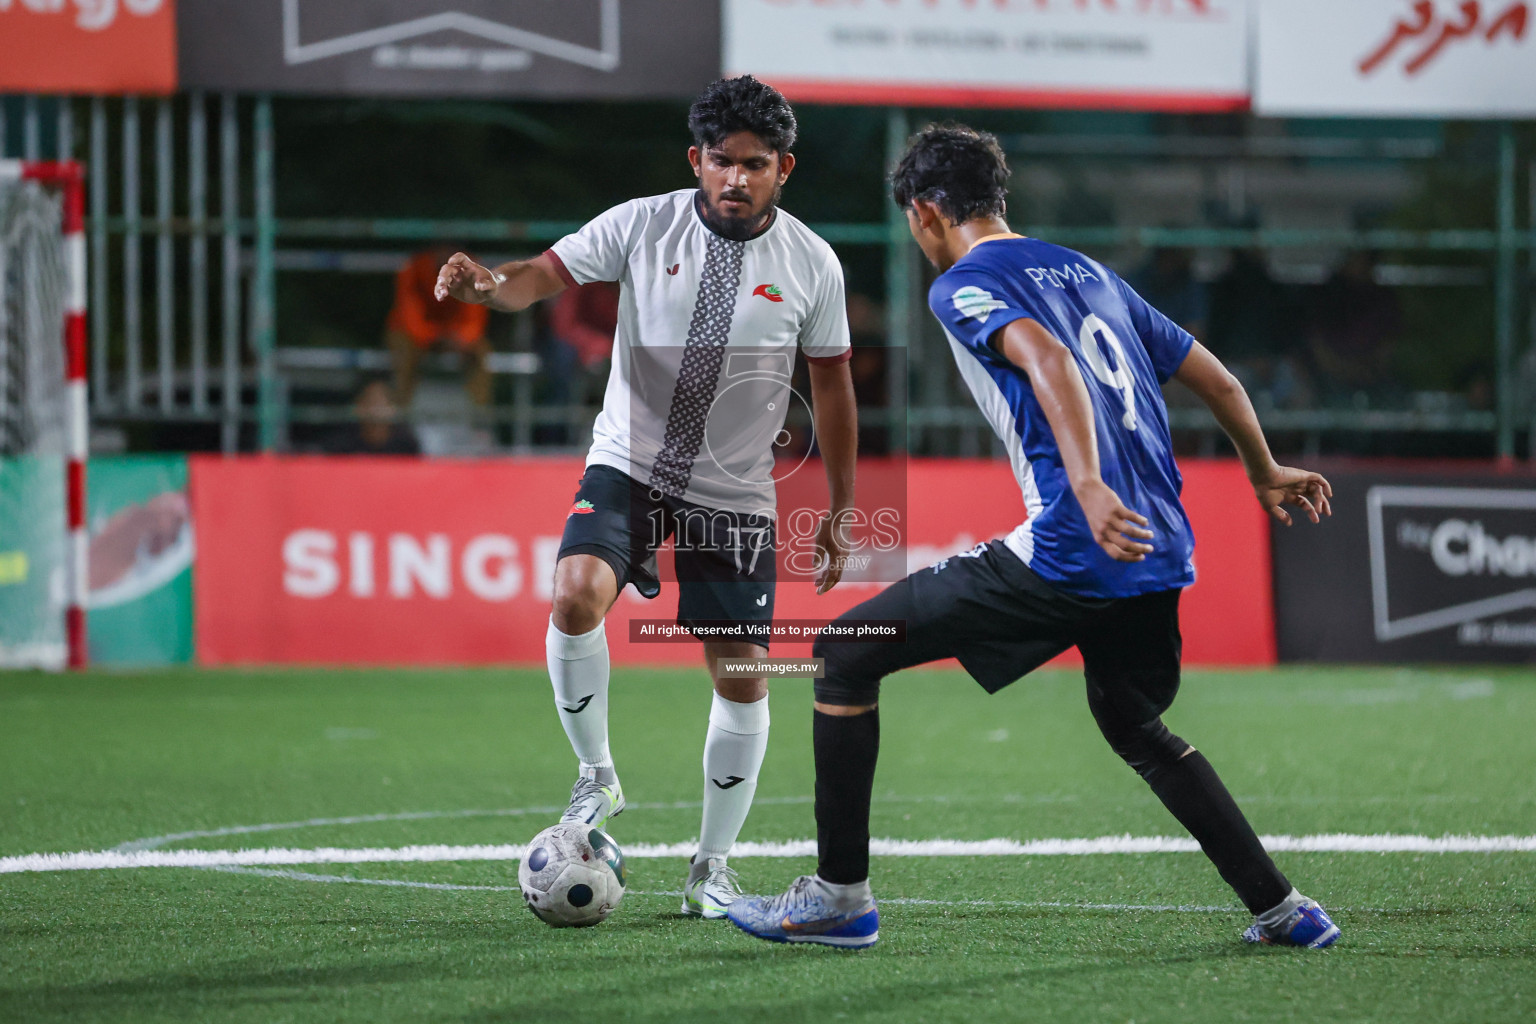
386, 247, 492, 406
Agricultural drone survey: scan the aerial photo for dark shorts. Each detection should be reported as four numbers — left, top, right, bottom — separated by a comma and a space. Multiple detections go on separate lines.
814, 540, 1182, 729
558, 465, 777, 646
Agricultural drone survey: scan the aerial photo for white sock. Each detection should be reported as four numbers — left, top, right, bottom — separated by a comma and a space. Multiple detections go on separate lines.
1256, 887, 1305, 927
697, 692, 770, 860
813, 875, 873, 909
546, 619, 614, 783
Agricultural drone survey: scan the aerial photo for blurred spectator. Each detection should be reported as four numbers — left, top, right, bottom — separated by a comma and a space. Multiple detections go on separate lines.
846, 292, 891, 456
1132, 247, 1207, 340
1516, 346, 1536, 425
551, 281, 620, 369
323, 379, 421, 456
1207, 248, 1311, 409
386, 247, 492, 407
780, 292, 891, 459
536, 281, 619, 444
1308, 251, 1401, 400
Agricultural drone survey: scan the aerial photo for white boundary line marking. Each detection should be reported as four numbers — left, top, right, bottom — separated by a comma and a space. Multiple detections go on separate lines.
113, 807, 566, 852
201, 869, 1247, 913
204, 865, 516, 892
110, 795, 1082, 853
8, 834, 1536, 875
110, 800, 802, 853
187, 870, 1422, 916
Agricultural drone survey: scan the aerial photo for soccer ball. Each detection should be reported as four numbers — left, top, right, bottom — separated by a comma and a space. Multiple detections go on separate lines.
518, 823, 627, 927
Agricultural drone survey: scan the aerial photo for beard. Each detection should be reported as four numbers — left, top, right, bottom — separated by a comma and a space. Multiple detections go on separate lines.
696, 182, 782, 241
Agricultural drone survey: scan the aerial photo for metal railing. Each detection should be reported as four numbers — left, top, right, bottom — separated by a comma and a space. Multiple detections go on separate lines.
2, 95, 1531, 457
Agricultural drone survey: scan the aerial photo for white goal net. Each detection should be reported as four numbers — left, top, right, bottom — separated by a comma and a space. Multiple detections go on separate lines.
0, 177, 69, 668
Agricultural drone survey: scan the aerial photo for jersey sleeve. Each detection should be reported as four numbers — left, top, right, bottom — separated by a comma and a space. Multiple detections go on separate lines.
928, 266, 1031, 359
1113, 273, 1196, 383
799, 249, 852, 365
546, 200, 643, 286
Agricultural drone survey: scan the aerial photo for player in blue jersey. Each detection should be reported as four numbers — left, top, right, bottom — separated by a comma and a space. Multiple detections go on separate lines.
729, 125, 1339, 951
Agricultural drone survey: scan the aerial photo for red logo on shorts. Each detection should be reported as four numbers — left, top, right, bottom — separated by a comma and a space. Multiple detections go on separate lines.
570, 499, 595, 515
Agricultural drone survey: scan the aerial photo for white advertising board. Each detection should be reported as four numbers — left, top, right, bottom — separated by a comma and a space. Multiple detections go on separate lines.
724, 0, 1250, 111
1256, 0, 1536, 118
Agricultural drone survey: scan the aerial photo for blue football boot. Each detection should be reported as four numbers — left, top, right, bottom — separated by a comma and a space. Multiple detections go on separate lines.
727, 875, 879, 949
1243, 897, 1341, 948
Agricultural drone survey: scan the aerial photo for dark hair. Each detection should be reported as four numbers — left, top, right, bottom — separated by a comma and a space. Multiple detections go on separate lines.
891, 123, 1010, 225
688, 76, 798, 155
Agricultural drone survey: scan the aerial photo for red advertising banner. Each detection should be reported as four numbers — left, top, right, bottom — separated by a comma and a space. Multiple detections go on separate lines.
0, 0, 177, 95
192, 456, 1272, 667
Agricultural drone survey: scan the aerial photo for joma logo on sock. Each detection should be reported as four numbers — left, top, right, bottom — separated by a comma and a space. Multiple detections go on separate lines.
561, 694, 594, 714
712, 775, 746, 790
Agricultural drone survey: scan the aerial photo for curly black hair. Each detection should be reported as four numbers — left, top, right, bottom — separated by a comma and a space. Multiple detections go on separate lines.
688, 75, 798, 155
890, 123, 1010, 225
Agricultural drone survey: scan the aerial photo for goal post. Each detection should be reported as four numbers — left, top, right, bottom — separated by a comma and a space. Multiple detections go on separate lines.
0, 159, 87, 669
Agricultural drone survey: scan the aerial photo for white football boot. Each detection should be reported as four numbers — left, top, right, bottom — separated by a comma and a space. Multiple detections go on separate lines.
681, 855, 744, 919
560, 776, 624, 829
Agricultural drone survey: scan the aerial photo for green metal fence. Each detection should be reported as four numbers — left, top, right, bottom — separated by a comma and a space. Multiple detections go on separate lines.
3, 94, 1531, 457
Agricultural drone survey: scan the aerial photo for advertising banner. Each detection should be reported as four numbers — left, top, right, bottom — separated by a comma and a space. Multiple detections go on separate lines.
1256, 0, 1536, 118
0, 0, 177, 95
86, 455, 194, 667
724, 0, 1250, 111
192, 456, 1271, 667
0, 457, 65, 668
1273, 464, 1536, 663
176, 0, 719, 99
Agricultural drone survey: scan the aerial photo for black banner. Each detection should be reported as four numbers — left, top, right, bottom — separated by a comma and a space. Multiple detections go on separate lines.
1273, 464, 1536, 664
178, 1, 720, 99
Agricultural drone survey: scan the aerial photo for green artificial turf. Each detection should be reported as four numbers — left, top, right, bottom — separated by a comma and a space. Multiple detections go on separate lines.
2, 665, 1533, 1022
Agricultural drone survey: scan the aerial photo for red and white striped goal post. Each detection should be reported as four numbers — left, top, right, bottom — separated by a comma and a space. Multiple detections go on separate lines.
0, 159, 88, 668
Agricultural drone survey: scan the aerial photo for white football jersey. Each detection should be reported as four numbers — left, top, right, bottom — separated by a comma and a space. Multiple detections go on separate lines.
547, 189, 851, 515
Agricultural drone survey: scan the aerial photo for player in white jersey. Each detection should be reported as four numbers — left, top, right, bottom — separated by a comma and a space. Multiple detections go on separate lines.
435, 77, 859, 917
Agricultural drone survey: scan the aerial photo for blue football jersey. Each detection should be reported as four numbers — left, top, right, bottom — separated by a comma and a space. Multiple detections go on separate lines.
928, 236, 1196, 599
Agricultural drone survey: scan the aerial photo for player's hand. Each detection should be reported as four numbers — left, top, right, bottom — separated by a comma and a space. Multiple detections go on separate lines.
813, 509, 854, 595
1251, 464, 1332, 526
434, 252, 500, 305
1075, 479, 1154, 563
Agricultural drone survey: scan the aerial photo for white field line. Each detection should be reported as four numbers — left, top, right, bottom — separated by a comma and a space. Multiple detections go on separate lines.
7, 833, 1536, 875
110, 794, 1081, 854
205, 869, 1246, 913
206, 865, 515, 891
184, 869, 1411, 915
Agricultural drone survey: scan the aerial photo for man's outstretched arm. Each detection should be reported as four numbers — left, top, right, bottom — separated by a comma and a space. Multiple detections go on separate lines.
434, 251, 568, 313
993, 318, 1154, 563
808, 358, 858, 594
1172, 341, 1332, 525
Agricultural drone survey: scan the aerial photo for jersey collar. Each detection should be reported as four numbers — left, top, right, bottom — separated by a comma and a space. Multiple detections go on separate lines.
966, 232, 1026, 254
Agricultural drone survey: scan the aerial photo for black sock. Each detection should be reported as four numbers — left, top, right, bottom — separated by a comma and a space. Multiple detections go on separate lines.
1143, 750, 1291, 915
814, 708, 880, 885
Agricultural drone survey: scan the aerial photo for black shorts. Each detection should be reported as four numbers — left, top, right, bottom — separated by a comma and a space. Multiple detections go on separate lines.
558, 465, 777, 646
814, 540, 1182, 728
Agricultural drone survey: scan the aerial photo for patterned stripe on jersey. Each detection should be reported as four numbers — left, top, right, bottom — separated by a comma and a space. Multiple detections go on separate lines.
648, 234, 745, 498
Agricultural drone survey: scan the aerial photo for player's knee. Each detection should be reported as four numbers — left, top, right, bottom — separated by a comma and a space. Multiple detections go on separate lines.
551, 566, 610, 634
1102, 716, 1188, 782
714, 675, 768, 704
811, 632, 853, 676
812, 634, 881, 707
